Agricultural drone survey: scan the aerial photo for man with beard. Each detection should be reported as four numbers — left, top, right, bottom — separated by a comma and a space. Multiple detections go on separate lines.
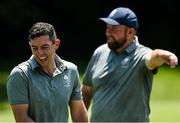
7, 22, 88, 122
81, 7, 178, 122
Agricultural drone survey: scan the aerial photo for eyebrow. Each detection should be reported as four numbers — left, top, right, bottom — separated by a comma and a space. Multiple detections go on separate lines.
31, 44, 50, 47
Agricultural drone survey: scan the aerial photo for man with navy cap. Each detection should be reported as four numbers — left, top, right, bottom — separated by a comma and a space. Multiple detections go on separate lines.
82, 7, 178, 122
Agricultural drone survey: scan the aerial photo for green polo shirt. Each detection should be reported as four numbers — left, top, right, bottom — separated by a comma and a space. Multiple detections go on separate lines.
7, 55, 82, 122
83, 37, 155, 122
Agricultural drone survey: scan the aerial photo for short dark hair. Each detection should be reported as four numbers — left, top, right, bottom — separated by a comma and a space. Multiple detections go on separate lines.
28, 22, 57, 43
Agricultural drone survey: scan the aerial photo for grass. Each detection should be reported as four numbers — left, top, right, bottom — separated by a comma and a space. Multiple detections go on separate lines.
150, 101, 180, 122
0, 102, 15, 122
149, 65, 180, 122
151, 65, 180, 101
0, 65, 180, 122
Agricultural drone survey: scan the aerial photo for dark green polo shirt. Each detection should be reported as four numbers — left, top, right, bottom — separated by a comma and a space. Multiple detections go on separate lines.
7, 55, 82, 122
83, 37, 154, 122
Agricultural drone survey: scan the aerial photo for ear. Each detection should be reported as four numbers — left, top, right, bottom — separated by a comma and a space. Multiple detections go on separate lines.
128, 28, 133, 34
129, 28, 136, 35
29, 41, 31, 46
54, 39, 61, 48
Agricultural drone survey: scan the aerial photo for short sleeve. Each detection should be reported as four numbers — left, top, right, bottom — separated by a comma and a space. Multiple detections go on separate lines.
140, 48, 158, 75
7, 67, 29, 104
83, 48, 99, 86
70, 66, 82, 100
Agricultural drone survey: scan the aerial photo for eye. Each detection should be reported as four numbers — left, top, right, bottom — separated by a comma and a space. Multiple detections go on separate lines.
32, 47, 37, 51
41, 46, 50, 50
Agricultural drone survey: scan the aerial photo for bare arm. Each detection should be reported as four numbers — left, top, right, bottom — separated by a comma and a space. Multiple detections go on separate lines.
81, 85, 93, 110
11, 104, 34, 122
69, 100, 88, 122
145, 49, 178, 70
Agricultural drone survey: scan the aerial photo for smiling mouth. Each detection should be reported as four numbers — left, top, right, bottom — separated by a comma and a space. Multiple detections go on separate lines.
39, 56, 47, 62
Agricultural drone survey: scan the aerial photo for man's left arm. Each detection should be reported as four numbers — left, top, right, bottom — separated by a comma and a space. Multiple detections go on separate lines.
145, 49, 178, 70
69, 100, 88, 122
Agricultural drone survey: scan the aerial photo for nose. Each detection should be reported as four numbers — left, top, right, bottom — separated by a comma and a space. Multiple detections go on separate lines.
37, 48, 44, 55
106, 28, 113, 36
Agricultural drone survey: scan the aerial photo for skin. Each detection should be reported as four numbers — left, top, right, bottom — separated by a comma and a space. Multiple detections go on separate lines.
106, 24, 135, 53
69, 100, 88, 122
11, 35, 88, 122
29, 35, 59, 76
82, 24, 178, 110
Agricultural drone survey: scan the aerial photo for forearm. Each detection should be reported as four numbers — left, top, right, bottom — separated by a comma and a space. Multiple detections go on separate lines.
72, 110, 88, 122
82, 95, 92, 110
145, 49, 178, 70
81, 85, 92, 110
11, 104, 35, 122
13, 113, 34, 122
70, 100, 88, 122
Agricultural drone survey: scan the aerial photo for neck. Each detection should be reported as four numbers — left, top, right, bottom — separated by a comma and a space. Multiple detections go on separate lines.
116, 36, 135, 54
42, 61, 57, 76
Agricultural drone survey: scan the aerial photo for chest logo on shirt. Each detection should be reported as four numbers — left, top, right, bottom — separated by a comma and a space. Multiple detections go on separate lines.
62, 73, 70, 88
121, 57, 130, 68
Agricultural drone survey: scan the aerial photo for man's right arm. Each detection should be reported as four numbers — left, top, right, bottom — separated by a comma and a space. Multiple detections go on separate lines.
81, 85, 93, 110
145, 49, 178, 70
11, 104, 34, 122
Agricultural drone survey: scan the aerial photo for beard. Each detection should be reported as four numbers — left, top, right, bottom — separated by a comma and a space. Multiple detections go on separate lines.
107, 36, 127, 51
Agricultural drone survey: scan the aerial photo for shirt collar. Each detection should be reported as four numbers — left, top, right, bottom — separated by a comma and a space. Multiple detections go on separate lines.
28, 55, 67, 73
55, 55, 67, 73
125, 36, 139, 54
28, 55, 38, 70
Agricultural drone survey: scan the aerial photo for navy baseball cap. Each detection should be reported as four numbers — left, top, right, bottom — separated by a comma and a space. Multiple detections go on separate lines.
99, 7, 138, 30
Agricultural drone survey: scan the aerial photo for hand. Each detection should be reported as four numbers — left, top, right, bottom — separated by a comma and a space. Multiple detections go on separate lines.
157, 50, 178, 68
145, 49, 178, 70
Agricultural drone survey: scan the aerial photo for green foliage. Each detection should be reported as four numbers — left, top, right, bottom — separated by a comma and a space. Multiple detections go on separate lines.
151, 65, 180, 101
150, 65, 180, 122
150, 101, 180, 122
0, 102, 14, 122
0, 72, 9, 101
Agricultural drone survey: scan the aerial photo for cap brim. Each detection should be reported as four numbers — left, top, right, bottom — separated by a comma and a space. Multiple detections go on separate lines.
99, 18, 120, 25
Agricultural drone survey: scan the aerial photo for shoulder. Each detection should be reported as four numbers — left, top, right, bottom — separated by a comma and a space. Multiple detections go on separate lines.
92, 43, 109, 57
136, 44, 152, 56
8, 61, 32, 82
95, 44, 108, 53
17, 61, 31, 71
7, 62, 30, 87
10, 61, 30, 75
